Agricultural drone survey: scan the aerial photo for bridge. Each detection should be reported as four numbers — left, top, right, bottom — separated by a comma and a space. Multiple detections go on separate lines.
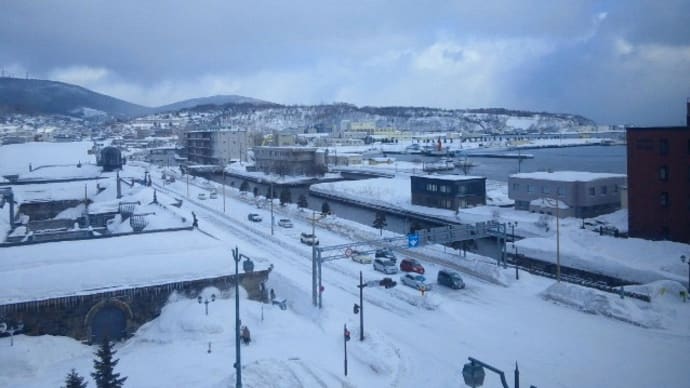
0, 269, 271, 344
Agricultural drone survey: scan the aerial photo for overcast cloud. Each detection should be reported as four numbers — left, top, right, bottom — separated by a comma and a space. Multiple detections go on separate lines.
1, 0, 689, 125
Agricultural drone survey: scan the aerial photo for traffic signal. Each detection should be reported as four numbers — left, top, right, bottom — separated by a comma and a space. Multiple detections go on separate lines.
353, 303, 360, 314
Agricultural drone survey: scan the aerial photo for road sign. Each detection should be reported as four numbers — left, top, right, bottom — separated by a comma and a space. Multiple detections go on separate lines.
408, 233, 419, 248
345, 248, 353, 257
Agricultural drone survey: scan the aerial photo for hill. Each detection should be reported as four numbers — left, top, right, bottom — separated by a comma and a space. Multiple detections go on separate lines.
0, 77, 150, 117
154, 94, 272, 113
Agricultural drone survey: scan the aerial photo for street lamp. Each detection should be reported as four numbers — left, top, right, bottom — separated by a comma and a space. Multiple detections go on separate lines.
543, 198, 561, 282
231, 246, 253, 388
461, 357, 524, 388
197, 294, 216, 316
681, 255, 690, 293
223, 169, 226, 213
0, 321, 24, 346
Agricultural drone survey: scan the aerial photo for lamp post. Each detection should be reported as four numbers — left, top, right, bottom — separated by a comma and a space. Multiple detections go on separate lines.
270, 181, 274, 236
223, 169, 226, 213
0, 321, 24, 346
543, 198, 561, 282
231, 246, 248, 388
682, 255, 690, 292
198, 294, 216, 316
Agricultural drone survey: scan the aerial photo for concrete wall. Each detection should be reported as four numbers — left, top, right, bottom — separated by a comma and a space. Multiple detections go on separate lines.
0, 270, 271, 343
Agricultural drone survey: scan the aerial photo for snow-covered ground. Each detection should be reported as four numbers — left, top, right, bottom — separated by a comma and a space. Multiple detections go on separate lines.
1, 144, 689, 388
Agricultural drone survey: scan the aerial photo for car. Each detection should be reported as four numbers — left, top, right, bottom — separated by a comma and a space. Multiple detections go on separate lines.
300, 232, 319, 246
278, 218, 293, 228
197, 193, 207, 200
437, 269, 465, 289
373, 258, 398, 274
247, 213, 262, 222
351, 250, 373, 264
400, 258, 425, 274
400, 273, 431, 291
209, 190, 218, 199
375, 248, 397, 263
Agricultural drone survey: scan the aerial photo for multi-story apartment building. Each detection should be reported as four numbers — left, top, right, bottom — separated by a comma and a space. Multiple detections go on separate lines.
252, 146, 328, 176
626, 105, 690, 242
411, 175, 486, 210
184, 129, 249, 165
508, 171, 626, 218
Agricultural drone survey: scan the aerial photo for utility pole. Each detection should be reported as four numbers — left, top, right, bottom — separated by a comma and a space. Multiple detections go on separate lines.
343, 324, 350, 376
223, 169, 226, 213
232, 247, 243, 388
270, 181, 274, 236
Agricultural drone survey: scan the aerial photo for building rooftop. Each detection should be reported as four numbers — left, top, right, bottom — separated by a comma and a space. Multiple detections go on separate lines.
510, 171, 626, 182
412, 174, 485, 181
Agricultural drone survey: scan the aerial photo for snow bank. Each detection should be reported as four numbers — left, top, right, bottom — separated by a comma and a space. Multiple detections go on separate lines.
541, 282, 663, 329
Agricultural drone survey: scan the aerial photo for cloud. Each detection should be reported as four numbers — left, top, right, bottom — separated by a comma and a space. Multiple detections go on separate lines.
49, 66, 110, 86
1, 1, 689, 124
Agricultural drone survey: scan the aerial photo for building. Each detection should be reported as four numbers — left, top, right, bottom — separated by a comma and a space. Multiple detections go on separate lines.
97, 146, 124, 172
626, 116, 689, 242
252, 146, 327, 176
146, 146, 181, 166
508, 171, 626, 218
411, 175, 486, 210
184, 129, 249, 165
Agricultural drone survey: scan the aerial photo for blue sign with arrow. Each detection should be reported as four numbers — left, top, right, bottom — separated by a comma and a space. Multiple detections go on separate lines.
408, 233, 419, 248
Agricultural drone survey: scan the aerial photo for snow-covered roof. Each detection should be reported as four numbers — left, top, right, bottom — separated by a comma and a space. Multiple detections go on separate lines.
413, 174, 485, 181
510, 170, 626, 182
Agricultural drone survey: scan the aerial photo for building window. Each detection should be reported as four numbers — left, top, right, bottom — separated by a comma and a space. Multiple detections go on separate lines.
512, 183, 519, 191
557, 186, 566, 197
542, 186, 550, 194
659, 139, 669, 155
440, 185, 450, 193
660, 192, 669, 207
600, 186, 607, 195
659, 166, 668, 181
426, 183, 438, 192
613, 185, 619, 193
588, 187, 595, 196
527, 185, 534, 193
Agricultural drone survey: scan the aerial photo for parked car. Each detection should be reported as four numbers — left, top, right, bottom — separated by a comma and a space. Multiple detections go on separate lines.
400, 273, 432, 291
375, 248, 397, 263
437, 270, 465, 289
400, 258, 425, 274
278, 218, 293, 228
300, 232, 319, 246
373, 258, 398, 274
351, 250, 373, 264
209, 191, 218, 199
197, 193, 207, 200
247, 213, 262, 222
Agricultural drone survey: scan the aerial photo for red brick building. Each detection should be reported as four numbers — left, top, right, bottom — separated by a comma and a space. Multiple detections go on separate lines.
626, 110, 690, 242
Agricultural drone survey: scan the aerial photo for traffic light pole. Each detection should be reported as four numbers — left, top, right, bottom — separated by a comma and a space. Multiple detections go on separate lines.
359, 271, 364, 341
344, 324, 349, 376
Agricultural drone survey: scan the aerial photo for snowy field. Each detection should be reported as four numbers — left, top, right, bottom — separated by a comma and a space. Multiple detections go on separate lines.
1, 143, 689, 388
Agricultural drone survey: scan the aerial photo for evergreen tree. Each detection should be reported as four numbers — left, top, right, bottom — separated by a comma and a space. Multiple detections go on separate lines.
373, 211, 388, 236
297, 194, 308, 210
279, 188, 292, 206
91, 339, 127, 388
62, 369, 88, 388
321, 201, 331, 215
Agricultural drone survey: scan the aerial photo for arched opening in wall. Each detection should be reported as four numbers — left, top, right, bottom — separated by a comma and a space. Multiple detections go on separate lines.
90, 304, 127, 344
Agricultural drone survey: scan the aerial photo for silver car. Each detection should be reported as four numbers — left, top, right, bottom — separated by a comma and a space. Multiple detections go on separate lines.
278, 219, 293, 228
400, 273, 431, 291
373, 258, 398, 274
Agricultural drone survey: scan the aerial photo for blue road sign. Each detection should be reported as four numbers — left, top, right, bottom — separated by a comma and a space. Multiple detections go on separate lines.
408, 233, 419, 248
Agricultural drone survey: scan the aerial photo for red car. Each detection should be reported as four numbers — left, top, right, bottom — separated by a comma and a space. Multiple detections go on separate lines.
400, 258, 425, 274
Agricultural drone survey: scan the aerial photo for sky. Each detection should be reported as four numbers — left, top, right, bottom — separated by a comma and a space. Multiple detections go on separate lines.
1, 1, 689, 126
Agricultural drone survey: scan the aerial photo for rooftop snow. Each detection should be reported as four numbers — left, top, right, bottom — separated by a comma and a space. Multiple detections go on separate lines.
510, 170, 626, 182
